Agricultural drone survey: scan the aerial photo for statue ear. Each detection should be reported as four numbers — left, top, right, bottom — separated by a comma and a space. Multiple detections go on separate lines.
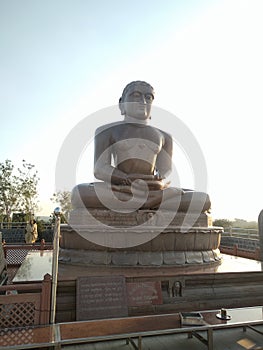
119, 97, 125, 115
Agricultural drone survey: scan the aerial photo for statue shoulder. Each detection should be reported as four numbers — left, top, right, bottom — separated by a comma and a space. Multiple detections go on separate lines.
95, 121, 124, 136
156, 127, 173, 144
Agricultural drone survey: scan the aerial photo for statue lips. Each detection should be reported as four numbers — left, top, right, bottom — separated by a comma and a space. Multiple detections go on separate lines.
135, 107, 147, 118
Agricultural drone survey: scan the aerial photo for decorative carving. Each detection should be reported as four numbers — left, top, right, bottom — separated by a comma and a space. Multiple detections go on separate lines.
168, 279, 184, 298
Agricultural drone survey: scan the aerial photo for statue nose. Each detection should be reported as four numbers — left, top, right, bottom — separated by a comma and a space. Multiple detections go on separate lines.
141, 95, 147, 104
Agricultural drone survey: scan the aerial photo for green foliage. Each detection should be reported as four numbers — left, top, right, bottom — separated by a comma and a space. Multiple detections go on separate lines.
50, 190, 72, 222
232, 218, 257, 229
36, 219, 46, 235
17, 160, 39, 220
213, 218, 257, 230
0, 160, 16, 222
0, 159, 39, 222
213, 218, 233, 229
12, 212, 27, 222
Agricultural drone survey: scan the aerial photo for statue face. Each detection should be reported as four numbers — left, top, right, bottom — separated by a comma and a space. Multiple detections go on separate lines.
122, 84, 154, 120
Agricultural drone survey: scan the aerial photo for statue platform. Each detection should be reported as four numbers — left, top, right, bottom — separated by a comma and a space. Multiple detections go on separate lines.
55, 212, 263, 325
56, 254, 263, 323
59, 209, 223, 266
56, 209, 235, 323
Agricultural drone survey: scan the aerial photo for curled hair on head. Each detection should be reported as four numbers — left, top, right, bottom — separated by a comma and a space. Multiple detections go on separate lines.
119, 81, 154, 115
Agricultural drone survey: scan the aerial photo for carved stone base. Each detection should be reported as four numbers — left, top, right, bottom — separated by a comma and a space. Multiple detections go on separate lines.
69, 208, 212, 228
59, 246, 221, 266
60, 209, 222, 266
59, 225, 223, 266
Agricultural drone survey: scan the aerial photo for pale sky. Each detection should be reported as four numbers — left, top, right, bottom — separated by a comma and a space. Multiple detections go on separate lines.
1, 0, 263, 221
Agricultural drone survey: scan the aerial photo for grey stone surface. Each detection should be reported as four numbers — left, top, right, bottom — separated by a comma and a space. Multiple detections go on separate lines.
185, 251, 203, 264
138, 251, 163, 266
69, 249, 93, 265
69, 209, 210, 228
58, 225, 223, 267
60, 225, 222, 253
90, 251, 111, 265
58, 247, 220, 266
202, 250, 215, 262
111, 251, 138, 266
163, 251, 186, 265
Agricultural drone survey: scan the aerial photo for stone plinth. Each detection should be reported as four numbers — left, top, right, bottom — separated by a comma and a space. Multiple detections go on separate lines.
56, 255, 263, 323
68, 209, 212, 227
59, 209, 223, 267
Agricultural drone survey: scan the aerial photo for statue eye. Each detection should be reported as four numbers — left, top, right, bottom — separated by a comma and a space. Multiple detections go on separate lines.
145, 94, 153, 102
132, 92, 141, 99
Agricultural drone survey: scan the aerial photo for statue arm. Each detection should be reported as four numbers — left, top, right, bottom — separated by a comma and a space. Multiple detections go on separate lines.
94, 127, 128, 184
156, 131, 173, 179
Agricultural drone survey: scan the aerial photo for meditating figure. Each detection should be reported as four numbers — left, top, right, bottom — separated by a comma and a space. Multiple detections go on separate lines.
71, 81, 211, 213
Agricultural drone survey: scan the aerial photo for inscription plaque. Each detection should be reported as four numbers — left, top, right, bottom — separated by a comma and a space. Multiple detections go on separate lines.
76, 275, 128, 320
127, 281, 163, 306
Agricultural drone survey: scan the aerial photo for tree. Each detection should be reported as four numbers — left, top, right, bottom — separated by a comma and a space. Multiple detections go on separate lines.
213, 218, 258, 230
0, 160, 16, 223
17, 160, 40, 220
50, 190, 72, 222
232, 218, 257, 229
213, 218, 233, 229
0, 159, 39, 223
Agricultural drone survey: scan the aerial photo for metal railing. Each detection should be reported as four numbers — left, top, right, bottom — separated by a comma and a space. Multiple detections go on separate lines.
0, 222, 53, 230
222, 227, 258, 239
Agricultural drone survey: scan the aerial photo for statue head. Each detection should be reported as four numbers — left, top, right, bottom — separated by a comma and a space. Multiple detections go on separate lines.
119, 81, 155, 120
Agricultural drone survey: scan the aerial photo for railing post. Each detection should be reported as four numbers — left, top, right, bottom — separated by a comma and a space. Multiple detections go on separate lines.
40, 273, 52, 324
2, 239, 7, 259
255, 248, 261, 261
50, 208, 61, 324
258, 210, 263, 261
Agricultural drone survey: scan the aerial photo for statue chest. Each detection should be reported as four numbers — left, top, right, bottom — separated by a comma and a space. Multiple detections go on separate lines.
111, 125, 163, 148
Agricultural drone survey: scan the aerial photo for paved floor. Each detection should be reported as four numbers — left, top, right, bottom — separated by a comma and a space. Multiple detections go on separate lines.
62, 325, 263, 350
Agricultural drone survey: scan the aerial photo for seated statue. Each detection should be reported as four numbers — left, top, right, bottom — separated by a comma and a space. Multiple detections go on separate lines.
71, 81, 211, 213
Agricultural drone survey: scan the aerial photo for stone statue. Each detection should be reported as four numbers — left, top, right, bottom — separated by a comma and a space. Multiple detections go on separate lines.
71, 81, 211, 213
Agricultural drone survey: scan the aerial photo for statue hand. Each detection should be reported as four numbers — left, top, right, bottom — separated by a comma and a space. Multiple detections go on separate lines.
128, 175, 165, 191
126, 174, 156, 182
115, 173, 166, 190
